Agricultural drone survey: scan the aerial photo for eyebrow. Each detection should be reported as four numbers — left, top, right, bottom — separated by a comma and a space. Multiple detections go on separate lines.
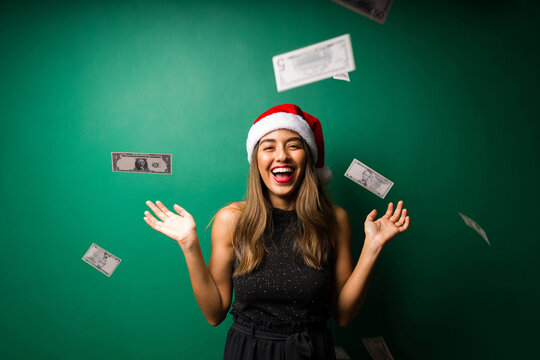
259, 136, 303, 145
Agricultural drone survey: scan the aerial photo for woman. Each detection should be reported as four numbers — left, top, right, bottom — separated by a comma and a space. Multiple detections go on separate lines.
143, 104, 410, 359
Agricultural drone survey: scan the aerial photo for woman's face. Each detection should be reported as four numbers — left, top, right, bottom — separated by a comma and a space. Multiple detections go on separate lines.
257, 129, 307, 207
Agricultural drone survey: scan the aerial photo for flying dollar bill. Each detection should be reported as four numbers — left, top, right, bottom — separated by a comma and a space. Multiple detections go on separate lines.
458, 212, 491, 246
82, 243, 121, 277
345, 159, 394, 199
272, 34, 355, 92
111, 152, 172, 175
331, 0, 394, 24
362, 337, 394, 360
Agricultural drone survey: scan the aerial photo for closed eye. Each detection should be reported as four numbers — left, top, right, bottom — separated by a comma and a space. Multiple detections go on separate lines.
288, 144, 301, 149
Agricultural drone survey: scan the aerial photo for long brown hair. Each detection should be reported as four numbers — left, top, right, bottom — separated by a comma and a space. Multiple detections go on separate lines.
233, 140, 336, 276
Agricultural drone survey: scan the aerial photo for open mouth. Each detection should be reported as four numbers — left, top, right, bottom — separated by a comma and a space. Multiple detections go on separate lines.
271, 166, 295, 183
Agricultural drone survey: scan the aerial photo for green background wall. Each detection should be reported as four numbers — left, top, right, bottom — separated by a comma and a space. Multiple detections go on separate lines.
1, 0, 539, 359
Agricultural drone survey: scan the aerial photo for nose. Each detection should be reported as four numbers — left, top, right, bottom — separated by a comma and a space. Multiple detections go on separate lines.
275, 144, 290, 162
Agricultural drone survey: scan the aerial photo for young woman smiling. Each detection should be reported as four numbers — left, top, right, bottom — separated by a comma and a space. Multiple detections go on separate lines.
143, 104, 410, 360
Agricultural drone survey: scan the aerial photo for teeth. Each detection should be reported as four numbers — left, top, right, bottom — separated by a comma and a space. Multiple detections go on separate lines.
272, 167, 293, 174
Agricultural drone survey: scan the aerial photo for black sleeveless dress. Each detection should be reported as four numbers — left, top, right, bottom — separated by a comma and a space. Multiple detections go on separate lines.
223, 208, 336, 360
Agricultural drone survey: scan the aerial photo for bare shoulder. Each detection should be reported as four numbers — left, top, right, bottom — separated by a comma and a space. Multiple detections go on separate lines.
332, 204, 352, 248
332, 204, 350, 226
211, 202, 244, 246
215, 201, 244, 224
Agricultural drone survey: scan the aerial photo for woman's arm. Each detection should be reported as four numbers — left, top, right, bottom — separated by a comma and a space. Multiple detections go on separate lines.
331, 201, 410, 327
144, 201, 237, 326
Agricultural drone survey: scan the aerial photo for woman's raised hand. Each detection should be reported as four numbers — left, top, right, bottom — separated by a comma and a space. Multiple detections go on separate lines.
144, 201, 198, 251
364, 200, 410, 252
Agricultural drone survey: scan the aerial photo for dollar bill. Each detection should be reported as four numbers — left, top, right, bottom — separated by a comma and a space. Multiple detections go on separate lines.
272, 34, 355, 92
111, 152, 172, 175
345, 159, 394, 199
362, 337, 394, 360
82, 243, 121, 277
331, 0, 394, 24
458, 212, 491, 246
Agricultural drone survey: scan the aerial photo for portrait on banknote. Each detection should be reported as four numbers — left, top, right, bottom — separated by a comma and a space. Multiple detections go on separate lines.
88, 251, 109, 270
135, 158, 149, 172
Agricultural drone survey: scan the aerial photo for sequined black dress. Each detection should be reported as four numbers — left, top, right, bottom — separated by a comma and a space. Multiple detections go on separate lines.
223, 208, 336, 360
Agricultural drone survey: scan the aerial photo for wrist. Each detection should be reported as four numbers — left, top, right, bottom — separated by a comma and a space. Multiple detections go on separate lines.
181, 244, 201, 260
362, 238, 384, 257
178, 233, 200, 255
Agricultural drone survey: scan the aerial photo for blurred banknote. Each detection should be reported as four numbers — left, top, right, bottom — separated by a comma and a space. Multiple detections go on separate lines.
362, 337, 394, 360
331, 0, 394, 24
345, 159, 394, 199
272, 34, 355, 92
111, 152, 172, 175
334, 346, 351, 360
82, 243, 121, 277
458, 212, 491, 246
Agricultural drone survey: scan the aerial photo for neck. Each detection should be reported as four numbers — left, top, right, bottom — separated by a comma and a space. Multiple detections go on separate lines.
268, 193, 295, 210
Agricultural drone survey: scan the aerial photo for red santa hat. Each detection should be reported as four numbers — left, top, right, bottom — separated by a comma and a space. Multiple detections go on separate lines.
246, 104, 332, 184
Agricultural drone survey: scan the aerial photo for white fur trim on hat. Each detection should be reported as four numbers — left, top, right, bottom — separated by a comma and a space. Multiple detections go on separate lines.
246, 112, 317, 163
316, 165, 332, 185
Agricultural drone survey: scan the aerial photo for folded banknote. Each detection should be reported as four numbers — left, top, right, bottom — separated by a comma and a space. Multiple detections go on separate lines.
459, 212, 490, 246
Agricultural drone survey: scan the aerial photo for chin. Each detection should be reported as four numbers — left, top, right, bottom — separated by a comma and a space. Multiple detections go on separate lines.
270, 184, 299, 197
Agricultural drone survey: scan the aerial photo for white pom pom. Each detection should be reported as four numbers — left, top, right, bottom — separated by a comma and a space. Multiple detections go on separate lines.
316, 165, 332, 185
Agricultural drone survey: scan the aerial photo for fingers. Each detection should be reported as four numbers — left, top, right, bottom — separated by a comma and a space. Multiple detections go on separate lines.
389, 201, 403, 222
156, 200, 173, 216
174, 204, 185, 217
143, 210, 159, 223
146, 200, 168, 221
365, 200, 410, 235
143, 213, 163, 231
383, 200, 410, 232
399, 216, 410, 232
382, 202, 393, 219
366, 209, 377, 222
395, 208, 407, 227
